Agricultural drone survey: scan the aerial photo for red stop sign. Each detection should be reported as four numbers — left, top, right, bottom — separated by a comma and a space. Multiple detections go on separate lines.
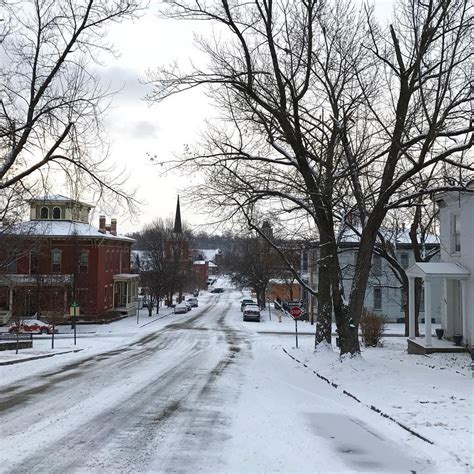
290, 306, 302, 319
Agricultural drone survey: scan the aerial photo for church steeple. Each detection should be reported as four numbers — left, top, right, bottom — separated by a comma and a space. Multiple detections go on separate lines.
173, 196, 182, 234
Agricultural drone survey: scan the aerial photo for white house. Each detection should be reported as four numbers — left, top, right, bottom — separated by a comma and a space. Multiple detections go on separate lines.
309, 227, 440, 323
407, 188, 474, 353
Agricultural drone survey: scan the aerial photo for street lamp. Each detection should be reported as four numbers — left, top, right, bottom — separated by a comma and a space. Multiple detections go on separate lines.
136, 296, 140, 325
70, 301, 79, 345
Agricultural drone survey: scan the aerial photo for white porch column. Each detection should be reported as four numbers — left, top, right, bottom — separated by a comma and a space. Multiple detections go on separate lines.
409, 277, 416, 339
9, 289, 13, 310
441, 278, 447, 330
126, 282, 129, 307
424, 279, 432, 346
461, 279, 468, 344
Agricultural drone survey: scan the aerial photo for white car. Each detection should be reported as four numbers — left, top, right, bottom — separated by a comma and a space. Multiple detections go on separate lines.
174, 303, 188, 314
243, 304, 261, 322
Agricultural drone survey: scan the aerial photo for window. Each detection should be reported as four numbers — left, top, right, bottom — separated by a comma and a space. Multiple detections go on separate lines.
373, 287, 382, 310
6, 259, 17, 273
51, 249, 62, 272
40, 207, 49, 219
52, 207, 61, 219
79, 250, 89, 273
30, 252, 39, 275
452, 213, 461, 252
419, 286, 425, 312
372, 254, 382, 276
400, 253, 409, 269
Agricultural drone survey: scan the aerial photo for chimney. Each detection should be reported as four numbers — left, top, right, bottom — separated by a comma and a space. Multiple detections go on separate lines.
99, 215, 106, 233
111, 218, 117, 236
401, 222, 405, 232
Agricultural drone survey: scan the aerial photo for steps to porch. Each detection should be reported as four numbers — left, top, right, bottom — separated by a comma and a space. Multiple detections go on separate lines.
407, 337, 468, 354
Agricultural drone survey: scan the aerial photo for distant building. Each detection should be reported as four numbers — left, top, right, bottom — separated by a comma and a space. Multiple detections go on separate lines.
268, 279, 301, 302
191, 248, 222, 289
0, 195, 138, 324
309, 226, 440, 323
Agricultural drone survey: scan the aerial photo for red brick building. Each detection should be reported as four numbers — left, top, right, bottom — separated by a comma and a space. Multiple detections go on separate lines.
0, 195, 138, 324
192, 260, 209, 290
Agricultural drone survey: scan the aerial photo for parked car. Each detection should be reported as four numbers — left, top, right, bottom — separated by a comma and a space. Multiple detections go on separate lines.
188, 297, 198, 308
9, 319, 57, 335
211, 287, 225, 293
174, 303, 188, 314
243, 304, 261, 322
240, 299, 256, 312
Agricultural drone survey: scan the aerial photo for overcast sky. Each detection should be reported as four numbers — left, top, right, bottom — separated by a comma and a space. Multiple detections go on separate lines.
92, 0, 394, 235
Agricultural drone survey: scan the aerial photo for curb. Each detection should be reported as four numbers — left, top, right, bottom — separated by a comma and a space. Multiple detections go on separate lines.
0, 349, 84, 366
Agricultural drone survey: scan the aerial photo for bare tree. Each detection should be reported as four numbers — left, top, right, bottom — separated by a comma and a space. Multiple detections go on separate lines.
139, 220, 176, 315
0, 0, 142, 206
150, 0, 473, 355
223, 234, 281, 308
137, 218, 193, 312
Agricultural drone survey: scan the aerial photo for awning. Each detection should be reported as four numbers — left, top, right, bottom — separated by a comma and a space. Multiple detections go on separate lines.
406, 262, 470, 279
113, 273, 139, 282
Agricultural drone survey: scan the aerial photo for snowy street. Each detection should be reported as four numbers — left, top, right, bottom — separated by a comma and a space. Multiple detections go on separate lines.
0, 286, 472, 473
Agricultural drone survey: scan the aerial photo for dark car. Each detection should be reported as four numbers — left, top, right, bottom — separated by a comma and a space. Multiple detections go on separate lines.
211, 288, 224, 293
243, 304, 261, 322
188, 297, 198, 308
240, 299, 255, 312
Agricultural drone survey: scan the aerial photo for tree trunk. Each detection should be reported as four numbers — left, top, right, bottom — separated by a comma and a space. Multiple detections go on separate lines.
343, 224, 379, 355
315, 244, 332, 346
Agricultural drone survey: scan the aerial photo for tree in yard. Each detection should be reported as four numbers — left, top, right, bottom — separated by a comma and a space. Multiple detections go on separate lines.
223, 233, 281, 308
0, 0, 142, 211
150, 0, 473, 355
139, 220, 176, 316
137, 218, 193, 313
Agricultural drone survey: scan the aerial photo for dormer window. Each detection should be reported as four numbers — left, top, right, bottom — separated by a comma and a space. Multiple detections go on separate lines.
40, 207, 49, 219
52, 206, 61, 219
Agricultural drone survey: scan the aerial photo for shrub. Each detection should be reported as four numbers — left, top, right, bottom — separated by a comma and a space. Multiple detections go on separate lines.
360, 309, 387, 347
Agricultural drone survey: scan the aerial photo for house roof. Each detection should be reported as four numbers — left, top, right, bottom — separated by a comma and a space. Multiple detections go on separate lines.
339, 226, 439, 247
195, 249, 221, 261
113, 273, 139, 281
28, 195, 93, 208
406, 262, 470, 279
5, 220, 134, 243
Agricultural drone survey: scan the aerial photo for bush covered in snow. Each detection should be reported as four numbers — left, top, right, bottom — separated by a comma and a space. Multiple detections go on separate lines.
360, 309, 387, 347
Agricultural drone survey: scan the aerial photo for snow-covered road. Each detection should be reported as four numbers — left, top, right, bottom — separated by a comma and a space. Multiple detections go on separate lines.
0, 287, 462, 473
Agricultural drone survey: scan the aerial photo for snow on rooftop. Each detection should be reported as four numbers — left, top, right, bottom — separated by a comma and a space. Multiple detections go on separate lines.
197, 249, 221, 261
7, 220, 134, 242
339, 226, 439, 245
407, 262, 470, 278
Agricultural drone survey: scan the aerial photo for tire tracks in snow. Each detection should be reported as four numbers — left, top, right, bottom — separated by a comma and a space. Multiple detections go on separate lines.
2, 295, 250, 473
